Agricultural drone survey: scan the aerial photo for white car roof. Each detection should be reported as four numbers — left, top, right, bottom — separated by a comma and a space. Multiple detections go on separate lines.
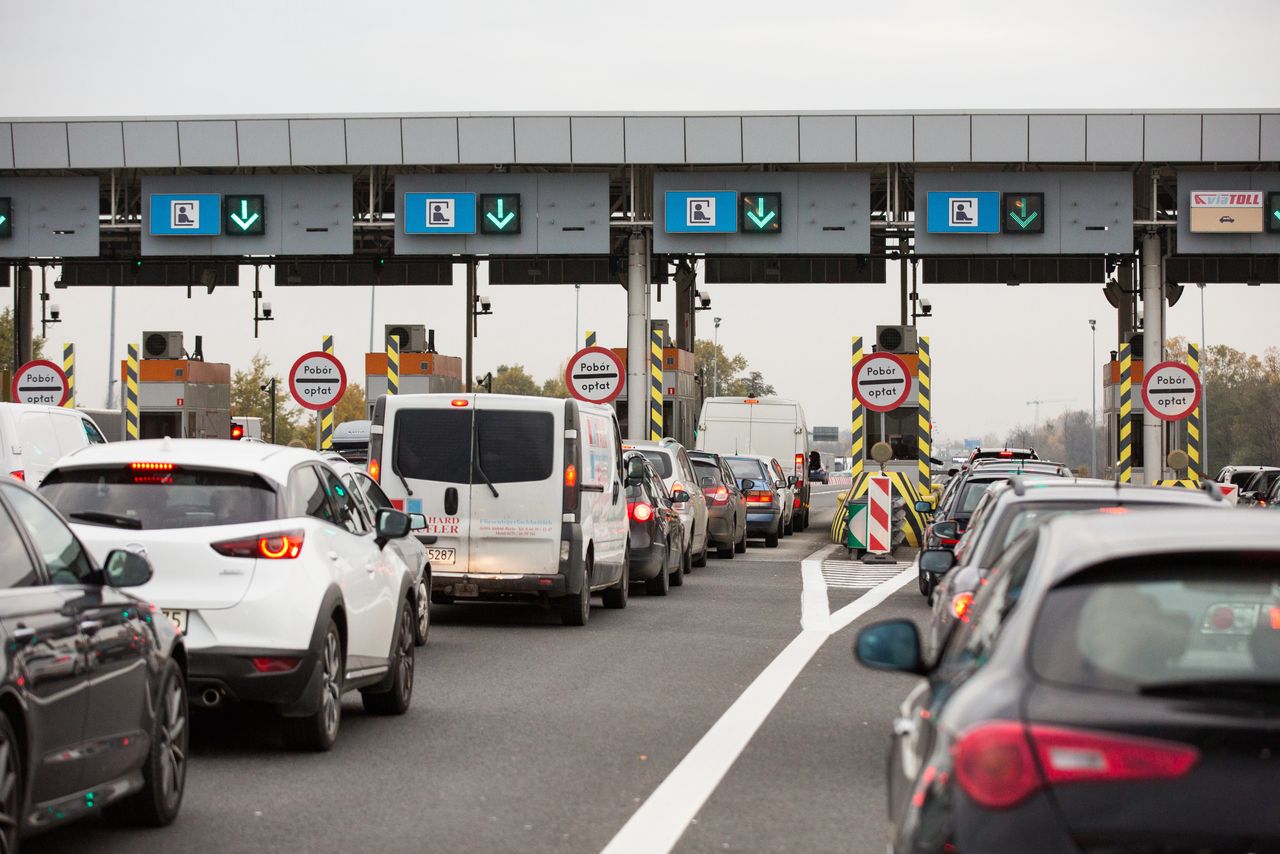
49, 438, 326, 487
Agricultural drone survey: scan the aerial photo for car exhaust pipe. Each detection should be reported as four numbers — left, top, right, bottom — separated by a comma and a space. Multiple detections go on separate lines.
201, 688, 222, 707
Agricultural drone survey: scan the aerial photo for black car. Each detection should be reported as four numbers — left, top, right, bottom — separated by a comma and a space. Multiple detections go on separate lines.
0, 481, 187, 849
856, 509, 1280, 853
688, 450, 748, 558
623, 451, 686, 595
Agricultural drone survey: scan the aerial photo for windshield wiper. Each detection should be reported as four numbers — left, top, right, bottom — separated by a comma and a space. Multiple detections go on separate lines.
473, 425, 499, 499
1139, 678, 1280, 703
68, 510, 142, 530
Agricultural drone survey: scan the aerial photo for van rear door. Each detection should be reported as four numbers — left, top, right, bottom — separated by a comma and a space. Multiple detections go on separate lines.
468, 398, 560, 575
389, 399, 474, 572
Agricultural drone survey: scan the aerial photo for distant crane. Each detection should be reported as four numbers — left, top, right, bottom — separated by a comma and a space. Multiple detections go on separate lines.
1026, 398, 1072, 430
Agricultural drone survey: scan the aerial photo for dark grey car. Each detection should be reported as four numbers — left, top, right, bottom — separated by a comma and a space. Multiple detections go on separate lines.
689, 450, 747, 558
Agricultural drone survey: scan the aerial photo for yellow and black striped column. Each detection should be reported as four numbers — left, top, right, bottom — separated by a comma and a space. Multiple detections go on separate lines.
585, 331, 596, 347
916, 336, 931, 494
1187, 342, 1202, 482
125, 343, 140, 440
850, 336, 865, 480
649, 326, 663, 440
386, 332, 400, 396
319, 335, 335, 450
62, 343, 75, 408
1118, 342, 1133, 483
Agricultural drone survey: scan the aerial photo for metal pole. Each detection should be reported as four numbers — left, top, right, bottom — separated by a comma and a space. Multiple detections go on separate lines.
270, 378, 277, 444
106, 283, 117, 407
1198, 282, 1208, 474
1141, 232, 1163, 482
712, 317, 721, 396
574, 283, 580, 352
1089, 319, 1097, 477
465, 260, 477, 392
626, 231, 648, 441
368, 280, 377, 354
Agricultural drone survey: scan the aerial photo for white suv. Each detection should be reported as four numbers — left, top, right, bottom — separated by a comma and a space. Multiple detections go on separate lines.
624, 438, 711, 568
39, 439, 420, 751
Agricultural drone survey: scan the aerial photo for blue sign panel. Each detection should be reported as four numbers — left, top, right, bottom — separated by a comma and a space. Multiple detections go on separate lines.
148, 194, 222, 236
403, 192, 477, 235
664, 191, 738, 234
925, 191, 1000, 234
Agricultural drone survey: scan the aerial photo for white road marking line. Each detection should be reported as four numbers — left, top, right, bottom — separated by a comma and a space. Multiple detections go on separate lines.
600, 547, 913, 854
800, 546, 832, 631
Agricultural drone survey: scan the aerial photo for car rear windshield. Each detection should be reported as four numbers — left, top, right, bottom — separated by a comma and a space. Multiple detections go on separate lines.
40, 466, 276, 530
996, 501, 1201, 551
693, 460, 723, 485
1031, 554, 1280, 693
959, 479, 1004, 513
638, 451, 673, 479
727, 458, 766, 480
394, 408, 555, 485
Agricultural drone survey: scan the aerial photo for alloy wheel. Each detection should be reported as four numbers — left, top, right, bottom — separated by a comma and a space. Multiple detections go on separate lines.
321, 630, 342, 739
158, 675, 188, 810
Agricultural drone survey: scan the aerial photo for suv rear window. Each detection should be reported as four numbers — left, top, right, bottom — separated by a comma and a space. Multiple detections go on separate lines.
638, 451, 673, 479
40, 466, 276, 530
394, 408, 555, 485
727, 458, 766, 480
693, 460, 723, 486
1031, 554, 1280, 693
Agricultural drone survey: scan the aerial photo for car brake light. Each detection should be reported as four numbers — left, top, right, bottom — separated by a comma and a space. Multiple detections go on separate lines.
795, 453, 804, 470
703, 485, 729, 506
953, 721, 1198, 810
998, 450, 1014, 457
211, 530, 305, 559
130, 462, 176, 471
941, 538, 960, 547
564, 464, 577, 489
746, 490, 773, 504
952, 592, 974, 622
251, 657, 301, 673
743, 398, 758, 404
231, 424, 245, 440
1270, 607, 1280, 630
9, 470, 23, 482
450, 399, 469, 407
629, 502, 653, 522
794, 496, 801, 509
1098, 506, 1128, 515
368, 458, 381, 482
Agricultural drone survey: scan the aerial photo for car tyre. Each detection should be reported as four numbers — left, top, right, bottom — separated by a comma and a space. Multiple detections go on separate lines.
413, 575, 430, 646
363, 598, 415, 716
734, 525, 747, 553
784, 514, 795, 535
716, 538, 735, 559
602, 547, 629, 609
0, 714, 21, 850
693, 531, 708, 567
560, 554, 592, 626
283, 620, 343, 751
645, 547, 670, 596
105, 658, 187, 826
669, 541, 685, 587
765, 522, 780, 548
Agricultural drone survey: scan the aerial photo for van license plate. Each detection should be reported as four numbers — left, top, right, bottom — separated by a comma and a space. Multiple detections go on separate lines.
426, 548, 456, 565
453, 583, 479, 598
161, 609, 188, 634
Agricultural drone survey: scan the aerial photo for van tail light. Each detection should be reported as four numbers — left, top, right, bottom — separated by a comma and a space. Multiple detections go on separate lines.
794, 496, 801, 509
952, 592, 974, 622
953, 721, 1198, 810
367, 458, 381, 483
703, 485, 729, 506
565, 464, 578, 489
211, 530, 305, 560
795, 453, 804, 472
628, 502, 653, 523
9, 470, 23, 482
562, 412, 580, 516
746, 490, 774, 504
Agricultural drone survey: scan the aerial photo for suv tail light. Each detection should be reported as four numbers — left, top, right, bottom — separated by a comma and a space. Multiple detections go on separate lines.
952, 592, 974, 622
628, 502, 653, 523
211, 531, 305, 560
954, 721, 1198, 810
746, 490, 773, 504
9, 470, 23, 482
704, 484, 729, 506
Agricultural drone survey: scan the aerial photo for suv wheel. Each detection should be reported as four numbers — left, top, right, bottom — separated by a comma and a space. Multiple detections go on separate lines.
106, 659, 187, 826
693, 530, 709, 567
560, 553, 592, 626
413, 575, 430, 646
646, 550, 670, 596
283, 620, 343, 751
363, 598, 415, 715
0, 715, 20, 850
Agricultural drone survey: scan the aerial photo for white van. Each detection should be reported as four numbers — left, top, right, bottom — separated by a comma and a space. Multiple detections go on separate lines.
696, 396, 812, 530
0, 403, 108, 485
370, 394, 629, 626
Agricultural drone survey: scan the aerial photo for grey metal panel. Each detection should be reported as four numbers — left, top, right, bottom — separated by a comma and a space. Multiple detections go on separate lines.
799, 116, 856, 163
684, 117, 742, 164
915, 171, 1059, 255
1028, 115, 1085, 161
856, 115, 912, 162
67, 122, 124, 168
457, 117, 514, 164
1058, 172, 1133, 254
123, 122, 179, 167
0, 125, 11, 168
12, 123, 69, 169
0, 176, 99, 258
237, 120, 291, 167
458, 173, 538, 255
913, 115, 970, 163
394, 174, 467, 255
402, 118, 458, 164
536, 173, 609, 254
1176, 171, 1280, 255
346, 118, 402, 164
796, 171, 871, 254
970, 115, 1027, 162
1202, 114, 1259, 161
1262, 115, 1280, 161
178, 121, 238, 167
288, 119, 346, 165
742, 116, 798, 163
1086, 114, 1142, 162
570, 117, 624, 163
624, 117, 684, 163
515, 116, 571, 163
281, 174, 354, 255
1144, 114, 1200, 162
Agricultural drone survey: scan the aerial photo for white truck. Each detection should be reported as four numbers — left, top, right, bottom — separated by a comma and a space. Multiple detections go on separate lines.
695, 396, 812, 530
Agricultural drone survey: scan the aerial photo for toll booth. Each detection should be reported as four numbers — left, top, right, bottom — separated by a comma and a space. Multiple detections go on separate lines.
122, 351, 231, 439
610, 347, 699, 447
1102, 352, 1189, 483
364, 353, 463, 416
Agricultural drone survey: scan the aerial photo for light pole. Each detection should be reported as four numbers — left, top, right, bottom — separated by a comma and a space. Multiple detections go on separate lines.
1089, 319, 1097, 477
712, 316, 722, 396
1198, 282, 1208, 474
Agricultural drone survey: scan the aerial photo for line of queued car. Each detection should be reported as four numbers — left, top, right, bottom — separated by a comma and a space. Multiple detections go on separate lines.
855, 445, 1280, 851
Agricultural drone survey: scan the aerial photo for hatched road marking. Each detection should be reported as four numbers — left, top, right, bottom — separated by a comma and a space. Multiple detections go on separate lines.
821, 559, 911, 589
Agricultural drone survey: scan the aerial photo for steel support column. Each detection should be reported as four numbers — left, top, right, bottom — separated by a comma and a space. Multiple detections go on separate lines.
626, 232, 649, 441
1141, 232, 1163, 482
14, 267, 33, 370
465, 260, 477, 393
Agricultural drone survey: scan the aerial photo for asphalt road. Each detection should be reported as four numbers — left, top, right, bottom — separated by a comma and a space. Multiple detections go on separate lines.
37, 486, 927, 854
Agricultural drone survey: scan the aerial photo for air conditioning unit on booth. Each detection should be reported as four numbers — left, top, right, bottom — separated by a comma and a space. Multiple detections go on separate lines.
875, 325, 918, 355
142, 331, 184, 360
384, 324, 429, 353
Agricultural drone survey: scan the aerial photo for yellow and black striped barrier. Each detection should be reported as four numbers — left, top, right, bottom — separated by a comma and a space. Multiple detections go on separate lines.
585, 330, 596, 347
62, 342, 75, 408
1187, 342, 1202, 482
125, 343, 140, 440
319, 335, 335, 450
386, 332, 400, 396
916, 336, 931, 495
649, 326, 663, 440
1118, 342, 1133, 483
1154, 479, 1199, 489
829, 469, 929, 549
850, 336, 865, 481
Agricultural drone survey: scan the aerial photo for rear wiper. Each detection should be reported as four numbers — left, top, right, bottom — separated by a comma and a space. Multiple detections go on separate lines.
67, 510, 142, 530
1139, 678, 1280, 702
473, 425, 500, 499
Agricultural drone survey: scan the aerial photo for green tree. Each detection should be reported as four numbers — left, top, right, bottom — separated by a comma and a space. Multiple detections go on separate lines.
231, 354, 308, 445
540, 366, 569, 398
729, 370, 777, 398
491, 364, 540, 396
0, 307, 44, 371
694, 339, 749, 396
332, 382, 367, 425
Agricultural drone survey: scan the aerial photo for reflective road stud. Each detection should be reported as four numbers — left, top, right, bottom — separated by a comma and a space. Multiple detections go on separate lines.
125, 344, 140, 440
649, 326, 663, 441
320, 335, 335, 451
916, 336, 931, 494
62, 343, 75, 408
1118, 343, 1133, 483
1187, 342, 1203, 481
866, 475, 892, 555
386, 333, 401, 396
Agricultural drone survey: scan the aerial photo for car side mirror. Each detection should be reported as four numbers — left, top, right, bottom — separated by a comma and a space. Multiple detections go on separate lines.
919, 549, 956, 575
671, 490, 690, 504
787, 475, 798, 487
914, 500, 934, 513
626, 458, 647, 483
741, 479, 755, 491
375, 508, 412, 546
103, 549, 153, 588
409, 513, 427, 531
854, 619, 926, 675
933, 520, 959, 541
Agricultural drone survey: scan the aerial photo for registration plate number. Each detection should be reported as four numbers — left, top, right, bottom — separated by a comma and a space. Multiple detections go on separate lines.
426, 548, 456, 565
452, 582, 479, 598
161, 609, 188, 634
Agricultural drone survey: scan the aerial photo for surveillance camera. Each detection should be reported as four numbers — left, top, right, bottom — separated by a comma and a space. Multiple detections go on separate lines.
478, 296, 492, 311
919, 298, 932, 316
262, 302, 273, 319
50, 304, 61, 321
697, 290, 711, 309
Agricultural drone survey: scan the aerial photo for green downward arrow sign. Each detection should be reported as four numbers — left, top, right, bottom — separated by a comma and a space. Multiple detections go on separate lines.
746, 197, 776, 229
1008, 197, 1039, 229
0, 215, 6, 227
486, 198, 516, 230
229, 199, 260, 231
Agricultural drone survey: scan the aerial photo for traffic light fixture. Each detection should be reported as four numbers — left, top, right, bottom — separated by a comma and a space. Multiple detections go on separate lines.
479, 194, 521, 234
0, 197, 11, 239
1002, 192, 1044, 234
740, 192, 782, 233
1267, 191, 1280, 234
225, 195, 265, 236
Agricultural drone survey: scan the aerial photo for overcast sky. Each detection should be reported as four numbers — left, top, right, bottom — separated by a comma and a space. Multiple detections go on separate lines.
3, 0, 1278, 441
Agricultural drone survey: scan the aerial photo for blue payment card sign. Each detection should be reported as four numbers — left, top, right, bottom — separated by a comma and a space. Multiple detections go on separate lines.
149, 194, 222, 236
403, 192, 477, 235
926, 191, 1000, 234
664, 191, 738, 233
